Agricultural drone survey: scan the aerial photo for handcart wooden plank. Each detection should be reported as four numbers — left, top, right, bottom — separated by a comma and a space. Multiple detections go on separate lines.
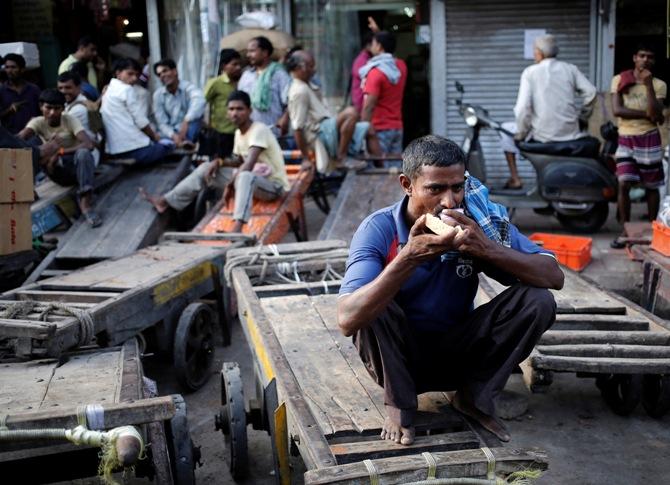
220, 241, 548, 483
318, 168, 403, 242
56, 156, 191, 262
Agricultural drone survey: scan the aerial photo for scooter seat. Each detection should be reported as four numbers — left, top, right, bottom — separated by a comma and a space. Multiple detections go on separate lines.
518, 136, 600, 158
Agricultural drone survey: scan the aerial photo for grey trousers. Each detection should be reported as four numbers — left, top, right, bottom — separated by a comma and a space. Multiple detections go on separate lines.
48, 148, 96, 195
354, 284, 556, 418
164, 161, 284, 222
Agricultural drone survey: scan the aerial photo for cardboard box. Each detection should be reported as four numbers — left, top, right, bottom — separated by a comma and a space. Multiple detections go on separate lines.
0, 202, 32, 255
0, 42, 40, 69
0, 149, 34, 204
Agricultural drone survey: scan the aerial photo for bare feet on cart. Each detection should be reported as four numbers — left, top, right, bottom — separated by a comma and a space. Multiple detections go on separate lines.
138, 187, 169, 214
451, 390, 510, 442
380, 404, 415, 445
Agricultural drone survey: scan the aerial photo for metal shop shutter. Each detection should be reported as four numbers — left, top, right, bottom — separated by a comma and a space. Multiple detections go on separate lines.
443, 0, 592, 186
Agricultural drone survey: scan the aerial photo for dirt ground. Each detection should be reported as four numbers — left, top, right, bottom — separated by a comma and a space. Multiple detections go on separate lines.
61, 197, 670, 484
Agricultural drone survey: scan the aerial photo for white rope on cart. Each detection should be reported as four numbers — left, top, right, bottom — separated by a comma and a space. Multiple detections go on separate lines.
422, 451, 437, 479
363, 459, 380, 485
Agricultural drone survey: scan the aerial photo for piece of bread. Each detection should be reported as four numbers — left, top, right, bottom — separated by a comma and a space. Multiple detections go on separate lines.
425, 213, 464, 237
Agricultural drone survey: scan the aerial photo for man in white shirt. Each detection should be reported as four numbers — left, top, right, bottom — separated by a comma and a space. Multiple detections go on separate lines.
57, 71, 101, 165
140, 90, 289, 233
285, 50, 381, 169
500, 35, 597, 189
101, 58, 173, 165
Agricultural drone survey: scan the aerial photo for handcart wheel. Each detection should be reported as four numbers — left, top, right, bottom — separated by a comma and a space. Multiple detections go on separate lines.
642, 374, 670, 418
174, 303, 216, 391
217, 362, 248, 479
167, 394, 199, 485
596, 373, 642, 415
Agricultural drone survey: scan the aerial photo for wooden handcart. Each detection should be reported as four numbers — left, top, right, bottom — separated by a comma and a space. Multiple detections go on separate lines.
215, 241, 548, 484
318, 168, 403, 242
1, 240, 242, 391
479, 270, 670, 418
194, 164, 313, 245
28, 153, 192, 282
0, 339, 198, 484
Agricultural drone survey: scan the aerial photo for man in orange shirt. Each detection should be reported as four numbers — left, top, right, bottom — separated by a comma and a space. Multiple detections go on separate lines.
360, 31, 407, 157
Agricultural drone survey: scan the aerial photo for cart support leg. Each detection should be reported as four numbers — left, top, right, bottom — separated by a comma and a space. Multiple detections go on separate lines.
274, 403, 291, 485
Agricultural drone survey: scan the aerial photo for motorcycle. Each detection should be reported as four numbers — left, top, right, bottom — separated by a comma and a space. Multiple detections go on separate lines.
455, 81, 618, 233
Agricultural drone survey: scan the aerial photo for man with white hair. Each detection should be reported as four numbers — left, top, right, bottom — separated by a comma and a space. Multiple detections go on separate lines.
499, 34, 597, 189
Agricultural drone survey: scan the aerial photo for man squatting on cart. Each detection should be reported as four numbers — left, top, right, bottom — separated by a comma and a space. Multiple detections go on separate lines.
337, 135, 564, 444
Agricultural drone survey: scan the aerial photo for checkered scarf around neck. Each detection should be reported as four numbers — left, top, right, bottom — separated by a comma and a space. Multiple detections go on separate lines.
251, 61, 281, 112
441, 173, 511, 262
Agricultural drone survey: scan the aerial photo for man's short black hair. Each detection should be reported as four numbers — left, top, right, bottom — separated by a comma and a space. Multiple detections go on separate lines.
251, 36, 274, 56
69, 60, 89, 80
285, 51, 307, 73
227, 90, 251, 108
635, 43, 655, 55
153, 58, 177, 75
374, 31, 396, 55
4, 53, 26, 69
58, 71, 81, 85
113, 57, 141, 74
77, 36, 96, 48
402, 135, 466, 180
219, 48, 241, 69
39, 88, 66, 107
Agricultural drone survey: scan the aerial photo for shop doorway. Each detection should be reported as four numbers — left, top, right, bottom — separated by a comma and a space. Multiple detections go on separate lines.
356, 6, 431, 146
614, 0, 669, 86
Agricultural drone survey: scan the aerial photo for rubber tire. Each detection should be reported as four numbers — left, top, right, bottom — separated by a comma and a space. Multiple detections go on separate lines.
173, 303, 216, 392
642, 374, 670, 418
167, 395, 196, 485
220, 362, 248, 480
597, 374, 642, 416
556, 201, 609, 234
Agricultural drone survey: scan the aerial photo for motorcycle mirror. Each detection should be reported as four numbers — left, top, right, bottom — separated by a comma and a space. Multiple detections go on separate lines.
455, 81, 464, 93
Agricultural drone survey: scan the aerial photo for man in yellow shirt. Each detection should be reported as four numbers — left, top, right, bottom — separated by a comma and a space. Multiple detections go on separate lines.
58, 36, 99, 89
610, 44, 667, 249
140, 90, 289, 233
18, 89, 101, 226
204, 49, 243, 157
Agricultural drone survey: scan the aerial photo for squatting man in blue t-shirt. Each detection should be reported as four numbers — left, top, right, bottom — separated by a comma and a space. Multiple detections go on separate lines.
337, 135, 564, 444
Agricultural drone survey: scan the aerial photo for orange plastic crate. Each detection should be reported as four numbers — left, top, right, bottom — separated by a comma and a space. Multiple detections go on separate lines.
651, 220, 670, 257
529, 232, 592, 271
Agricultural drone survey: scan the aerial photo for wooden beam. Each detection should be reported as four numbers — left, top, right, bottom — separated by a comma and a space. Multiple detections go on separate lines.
539, 330, 670, 346
303, 447, 548, 484
532, 354, 670, 374
2, 395, 176, 431
536, 344, 670, 358
330, 432, 480, 464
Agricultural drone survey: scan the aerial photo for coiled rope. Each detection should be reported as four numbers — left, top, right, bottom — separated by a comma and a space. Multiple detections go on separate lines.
0, 300, 95, 346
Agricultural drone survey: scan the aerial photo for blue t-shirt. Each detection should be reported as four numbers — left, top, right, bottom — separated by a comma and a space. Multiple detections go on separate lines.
339, 196, 555, 332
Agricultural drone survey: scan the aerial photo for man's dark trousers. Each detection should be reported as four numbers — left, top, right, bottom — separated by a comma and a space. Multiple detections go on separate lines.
354, 284, 556, 418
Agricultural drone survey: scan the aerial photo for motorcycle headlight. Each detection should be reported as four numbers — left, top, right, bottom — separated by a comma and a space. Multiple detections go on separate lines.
464, 107, 478, 127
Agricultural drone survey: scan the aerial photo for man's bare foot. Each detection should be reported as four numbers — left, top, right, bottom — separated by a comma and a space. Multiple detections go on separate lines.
138, 187, 169, 213
380, 405, 415, 445
452, 391, 510, 442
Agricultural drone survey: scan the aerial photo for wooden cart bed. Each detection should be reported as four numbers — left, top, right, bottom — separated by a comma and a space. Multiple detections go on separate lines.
478, 269, 670, 417
1, 242, 229, 358
0, 339, 188, 483
195, 165, 313, 245
227, 241, 548, 484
